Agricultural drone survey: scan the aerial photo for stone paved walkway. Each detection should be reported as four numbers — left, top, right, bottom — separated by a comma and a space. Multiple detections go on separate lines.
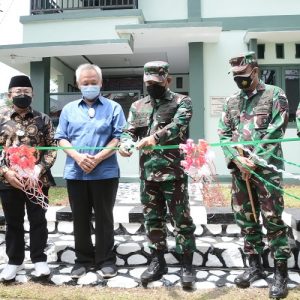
0, 183, 299, 291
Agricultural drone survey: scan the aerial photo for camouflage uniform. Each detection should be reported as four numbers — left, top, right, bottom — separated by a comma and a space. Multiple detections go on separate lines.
121, 64, 196, 255
296, 101, 300, 137
218, 66, 291, 260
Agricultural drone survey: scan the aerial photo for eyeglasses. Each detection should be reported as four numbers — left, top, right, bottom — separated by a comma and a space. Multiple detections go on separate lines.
10, 89, 33, 96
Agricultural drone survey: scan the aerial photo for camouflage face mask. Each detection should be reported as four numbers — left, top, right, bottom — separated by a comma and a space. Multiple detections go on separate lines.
233, 69, 255, 90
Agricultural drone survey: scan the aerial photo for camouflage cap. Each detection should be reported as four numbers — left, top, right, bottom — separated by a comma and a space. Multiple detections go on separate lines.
144, 61, 169, 82
229, 51, 257, 73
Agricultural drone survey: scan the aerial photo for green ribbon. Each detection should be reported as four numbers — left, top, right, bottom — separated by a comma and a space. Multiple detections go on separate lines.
0, 136, 299, 151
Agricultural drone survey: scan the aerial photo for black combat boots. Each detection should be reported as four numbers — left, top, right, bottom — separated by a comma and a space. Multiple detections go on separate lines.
140, 250, 167, 285
234, 254, 266, 288
269, 260, 288, 299
181, 252, 195, 289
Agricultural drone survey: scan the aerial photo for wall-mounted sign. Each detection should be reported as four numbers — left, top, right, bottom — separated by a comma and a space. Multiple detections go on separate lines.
210, 96, 227, 116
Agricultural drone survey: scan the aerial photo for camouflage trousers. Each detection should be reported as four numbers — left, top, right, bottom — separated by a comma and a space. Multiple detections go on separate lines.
140, 178, 196, 255
232, 169, 291, 260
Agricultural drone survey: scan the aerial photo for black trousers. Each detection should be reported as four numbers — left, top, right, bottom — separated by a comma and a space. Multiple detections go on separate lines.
66, 178, 118, 268
0, 188, 49, 265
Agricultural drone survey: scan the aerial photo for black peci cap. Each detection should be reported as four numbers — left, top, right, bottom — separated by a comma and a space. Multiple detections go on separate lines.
8, 75, 32, 90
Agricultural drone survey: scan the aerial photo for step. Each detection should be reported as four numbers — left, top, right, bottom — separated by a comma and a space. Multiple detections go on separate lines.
0, 233, 298, 270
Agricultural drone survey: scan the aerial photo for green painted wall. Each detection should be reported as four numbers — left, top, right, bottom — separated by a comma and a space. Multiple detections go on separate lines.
30, 58, 50, 114
189, 42, 204, 139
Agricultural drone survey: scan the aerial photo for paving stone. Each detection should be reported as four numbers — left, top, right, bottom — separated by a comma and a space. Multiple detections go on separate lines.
116, 242, 141, 255
147, 280, 163, 288
206, 253, 223, 267
193, 252, 203, 266
77, 272, 100, 285
206, 224, 222, 235
229, 270, 244, 275
16, 275, 28, 283
59, 235, 75, 241
57, 221, 73, 234
107, 275, 138, 288
51, 274, 73, 285
163, 274, 180, 284
127, 254, 147, 265
195, 281, 216, 289
251, 279, 268, 288
221, 237, 234, 242
60, 249, 76, 264
165, 253, 179, 264
131, 236, 144, 242
194, 225, 204, 236
129, 267, 147, 278
225, 282, 235, 287
115, 236, 126, 242
122, 223, 141, 234
142, 242, 151, 254
226, 274, 237, 283
53, 240, 74, 252
60, 266, 73, 274
196, 270, 208, 279
47, 221, 56, 233
222, 248, 244, 268
0, 247, 7, 264
210, 270, 226, 276
226, 224, 241, 235
289, 272, 300, 283
168, 267, 180, 273
118, 268, 128, 274
207, 275, 219, 282
201, 237, 217, 243
116, 256, 125, 266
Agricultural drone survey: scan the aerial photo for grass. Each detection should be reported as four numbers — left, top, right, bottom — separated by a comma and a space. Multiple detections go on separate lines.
0, 283, 299, 300
48, 184, 300, 208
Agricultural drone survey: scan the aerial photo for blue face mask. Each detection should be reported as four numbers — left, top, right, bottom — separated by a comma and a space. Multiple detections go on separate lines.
80, 85, 101, 100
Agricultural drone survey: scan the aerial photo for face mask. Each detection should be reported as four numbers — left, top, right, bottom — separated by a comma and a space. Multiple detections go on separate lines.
147, 84, 166, 99
12, 94, 32, 109
80, 85, 101, 100
233, 69, 255, 90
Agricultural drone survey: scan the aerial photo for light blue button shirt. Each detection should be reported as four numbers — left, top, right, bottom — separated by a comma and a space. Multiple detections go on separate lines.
55, 96, 126, 180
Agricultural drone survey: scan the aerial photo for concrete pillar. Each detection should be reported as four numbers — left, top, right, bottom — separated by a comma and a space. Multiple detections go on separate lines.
30, 57, 51, 114
189, 42, 204, 139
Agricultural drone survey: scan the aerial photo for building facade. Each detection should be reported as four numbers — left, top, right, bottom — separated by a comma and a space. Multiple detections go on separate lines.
0, 0, 299, 182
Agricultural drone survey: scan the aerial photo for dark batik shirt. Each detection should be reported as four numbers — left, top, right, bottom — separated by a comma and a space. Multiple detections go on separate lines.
0, 105, 57, 189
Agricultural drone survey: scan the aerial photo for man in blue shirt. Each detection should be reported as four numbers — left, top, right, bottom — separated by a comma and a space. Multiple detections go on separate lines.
55, 63, 126, 279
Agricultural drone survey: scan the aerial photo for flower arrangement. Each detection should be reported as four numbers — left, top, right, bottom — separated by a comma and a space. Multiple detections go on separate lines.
4, 145, 48, 209
180, 139, 225, 207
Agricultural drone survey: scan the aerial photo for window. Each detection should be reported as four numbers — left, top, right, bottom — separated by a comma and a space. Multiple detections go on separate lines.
295, 44, 300, 58
276, 44, 284, 59
176, 77, 183, 89
257, 44, 265, 59
260, 66, 300, 122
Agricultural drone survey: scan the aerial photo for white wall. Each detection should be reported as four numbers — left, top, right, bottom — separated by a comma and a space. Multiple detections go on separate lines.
138, 0, 187, 21
23, 16, 140, 43
204, 31, 248, 176
203, 31, 300, 177
201, 0, 300, 18
259, 42, 300, 65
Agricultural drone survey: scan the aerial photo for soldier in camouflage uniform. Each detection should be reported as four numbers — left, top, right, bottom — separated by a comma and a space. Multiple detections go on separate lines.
296, 102, 300, 137
218, 52, 291, 299
119, 61, 196, 288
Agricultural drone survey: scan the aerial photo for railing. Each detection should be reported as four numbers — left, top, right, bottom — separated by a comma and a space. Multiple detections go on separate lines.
30, 0, 138, 14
